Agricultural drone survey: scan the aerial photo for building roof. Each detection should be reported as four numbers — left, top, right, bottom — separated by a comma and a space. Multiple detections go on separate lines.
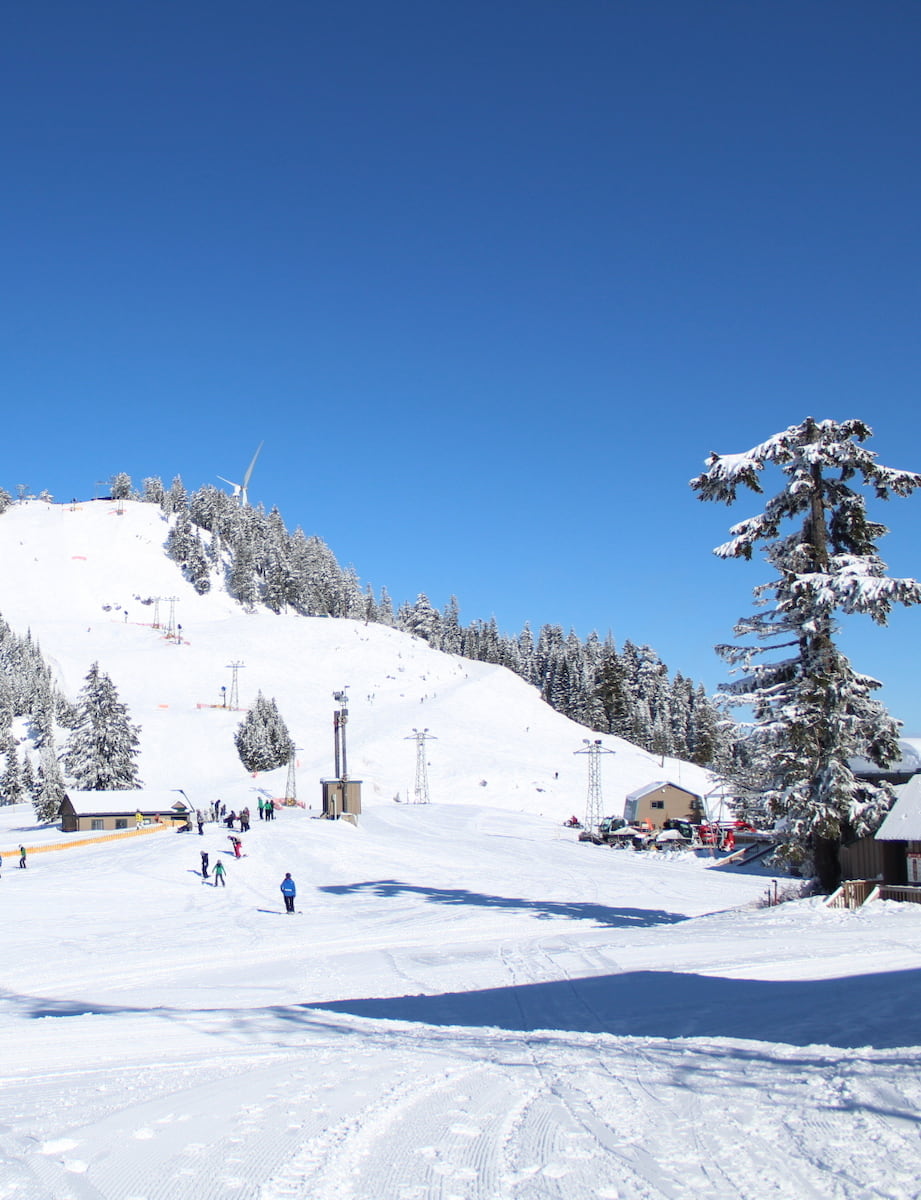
625, 780, 701, 802
849, 738, 921, 778
876, 775, 921, 841
61, 789, 191, 816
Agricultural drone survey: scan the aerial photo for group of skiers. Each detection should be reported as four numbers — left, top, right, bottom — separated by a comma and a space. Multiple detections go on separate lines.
199, 851, 295, 910
196, 800, 296, 912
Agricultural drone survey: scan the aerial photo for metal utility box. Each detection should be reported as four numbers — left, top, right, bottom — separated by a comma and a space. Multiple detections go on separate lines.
320, 779, 363, 818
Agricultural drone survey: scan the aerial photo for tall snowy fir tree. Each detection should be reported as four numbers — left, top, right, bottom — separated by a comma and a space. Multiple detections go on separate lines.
64, 663, 143, 790
234, 692, 295, 773
34, 741, 66, 823
1, 747, 21, 805
692, 417, 921, 888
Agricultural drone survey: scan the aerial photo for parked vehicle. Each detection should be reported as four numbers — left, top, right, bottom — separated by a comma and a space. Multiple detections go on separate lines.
578, 815, 629, 845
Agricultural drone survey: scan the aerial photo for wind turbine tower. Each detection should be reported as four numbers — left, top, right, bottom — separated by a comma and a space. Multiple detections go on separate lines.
218, 441, 264, 507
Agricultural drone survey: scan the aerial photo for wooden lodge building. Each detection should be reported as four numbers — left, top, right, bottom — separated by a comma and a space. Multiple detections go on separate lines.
623, 781, 704, 830
59, 789, 192, 833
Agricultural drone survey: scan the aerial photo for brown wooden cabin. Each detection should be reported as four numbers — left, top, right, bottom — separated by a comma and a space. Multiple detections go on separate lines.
623, 781, 704, 831
59, 789, 192, 833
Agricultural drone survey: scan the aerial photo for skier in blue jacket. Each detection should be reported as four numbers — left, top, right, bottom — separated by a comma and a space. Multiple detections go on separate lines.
280, 873, 296, 913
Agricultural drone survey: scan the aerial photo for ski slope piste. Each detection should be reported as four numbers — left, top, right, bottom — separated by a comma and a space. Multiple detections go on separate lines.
0, 498, 918, 1200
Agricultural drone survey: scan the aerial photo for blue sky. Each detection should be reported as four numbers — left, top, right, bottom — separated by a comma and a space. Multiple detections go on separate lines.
3, 1, 920, 731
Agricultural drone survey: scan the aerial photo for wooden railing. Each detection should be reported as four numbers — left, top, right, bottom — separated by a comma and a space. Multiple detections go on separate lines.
825, 879, 877, 909
878, 884, 921, 904
826, 879, 921, 908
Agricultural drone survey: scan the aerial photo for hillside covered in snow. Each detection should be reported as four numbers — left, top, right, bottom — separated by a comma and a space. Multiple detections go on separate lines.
0, 497, 712, 819
1, 498, 919, 1200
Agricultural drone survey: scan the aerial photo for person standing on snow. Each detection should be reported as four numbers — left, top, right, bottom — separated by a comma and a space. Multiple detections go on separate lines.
200, 851, 209, 879
280, 873, 296, 913
213, 860, 226, 887
19, 845, 27, 869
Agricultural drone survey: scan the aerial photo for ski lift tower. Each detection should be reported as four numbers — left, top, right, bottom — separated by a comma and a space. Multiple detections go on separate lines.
284, 746, 302, 807
405, 728, 436, 804
225, 661, 245, 710
574, 739, 616, 833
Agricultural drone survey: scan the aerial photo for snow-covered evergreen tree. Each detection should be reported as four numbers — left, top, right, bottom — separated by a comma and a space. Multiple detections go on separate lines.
142, 476, 165, 505
377, 586, 395, 627
692, 417, 921, 886
63, 663, 143, 790
228, 534, 259, 611
1, 746, 21, 805
34, 741, 66, 823
20, 751, 35, 798
403, 593, 440, 642
109, 472, 132, 500
234, 692, 295, 773
166, 511, 211, 594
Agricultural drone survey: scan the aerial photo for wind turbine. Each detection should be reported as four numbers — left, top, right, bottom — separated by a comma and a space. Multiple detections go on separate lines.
218, 441, 264, 507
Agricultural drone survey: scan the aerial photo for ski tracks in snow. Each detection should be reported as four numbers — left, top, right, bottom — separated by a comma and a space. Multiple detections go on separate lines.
2, 1018, 921, 1199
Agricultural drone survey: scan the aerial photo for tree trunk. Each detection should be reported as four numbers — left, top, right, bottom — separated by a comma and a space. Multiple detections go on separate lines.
813, 834, 841, 892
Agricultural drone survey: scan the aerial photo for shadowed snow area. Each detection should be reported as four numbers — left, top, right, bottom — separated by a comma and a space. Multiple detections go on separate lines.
0, 501, 919, 1199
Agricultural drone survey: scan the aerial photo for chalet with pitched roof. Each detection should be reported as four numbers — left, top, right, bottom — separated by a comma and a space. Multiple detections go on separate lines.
59, 789, 192, 833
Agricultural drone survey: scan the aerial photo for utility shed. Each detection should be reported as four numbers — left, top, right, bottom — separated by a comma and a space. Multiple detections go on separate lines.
59, 790, 192, 833
320, 779, 362, 819
623, 781, 703, 830
873, 775, 921, 884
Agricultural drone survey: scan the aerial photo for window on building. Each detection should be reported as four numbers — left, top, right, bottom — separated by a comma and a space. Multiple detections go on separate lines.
91, 819, 104, 831
650, 800, 665, 809
115, 818, 128, 830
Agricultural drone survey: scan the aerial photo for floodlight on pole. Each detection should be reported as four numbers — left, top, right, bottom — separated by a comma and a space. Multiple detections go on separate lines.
332, 688, 350, 780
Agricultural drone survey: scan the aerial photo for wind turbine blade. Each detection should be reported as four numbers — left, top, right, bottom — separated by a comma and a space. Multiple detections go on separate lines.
217, 476, 242, 492
242, 441, 264, 489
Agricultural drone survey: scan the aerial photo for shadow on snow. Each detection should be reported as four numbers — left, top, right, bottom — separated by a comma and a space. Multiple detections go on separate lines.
316, 878, 688, 929
307, 966, 921, 1050
8, 966, 921, 1051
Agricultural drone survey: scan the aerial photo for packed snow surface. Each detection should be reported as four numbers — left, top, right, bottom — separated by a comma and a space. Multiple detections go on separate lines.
0, 500, 919, 1198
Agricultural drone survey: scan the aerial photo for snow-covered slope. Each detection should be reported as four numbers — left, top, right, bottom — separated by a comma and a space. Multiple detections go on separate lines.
1, 501, 920, 1200
0, 498, 711, 817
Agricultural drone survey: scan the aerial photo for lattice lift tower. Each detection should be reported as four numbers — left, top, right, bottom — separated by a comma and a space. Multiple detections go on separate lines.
226, 661, 245, 710
574, 739, 616, 832
405, 728, 436, 804
284, 747, 301, 806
